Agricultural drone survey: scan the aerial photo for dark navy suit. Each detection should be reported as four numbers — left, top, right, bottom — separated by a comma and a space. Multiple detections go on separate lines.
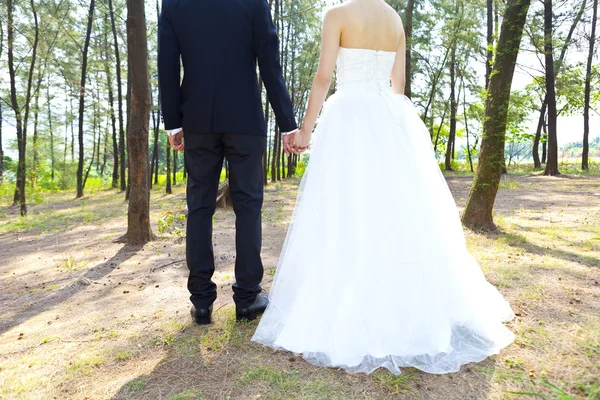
158, 0, 297, 310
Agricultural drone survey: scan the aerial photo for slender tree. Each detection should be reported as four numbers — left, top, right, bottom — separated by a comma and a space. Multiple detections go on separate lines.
486, 0, 494, 87
0, 100, 3, 184
108, 0, 126, 191
166, 142, 172, 194
532, 0, 587, 168
8, 0, 39, 216
462, 0, 531, 230
76, 0, 96, 198
405, 0, 414, 98
444, 1, 459, 171
103, 14, 120, 188
120, 0, 154, 243
582, 0, 598, 170
47, 77, 55, 181
543, 0, 559, 176
0, 19, 3, 183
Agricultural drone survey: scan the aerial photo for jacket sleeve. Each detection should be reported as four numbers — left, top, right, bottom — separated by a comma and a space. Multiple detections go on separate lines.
158, 0, 182, 130
253, 0, 298, 133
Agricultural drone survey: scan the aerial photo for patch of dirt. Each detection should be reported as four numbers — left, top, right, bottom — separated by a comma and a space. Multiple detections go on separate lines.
0, 173, 598, 399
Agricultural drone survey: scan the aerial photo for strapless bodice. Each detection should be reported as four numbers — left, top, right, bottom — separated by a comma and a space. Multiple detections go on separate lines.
336, 47, 396, 92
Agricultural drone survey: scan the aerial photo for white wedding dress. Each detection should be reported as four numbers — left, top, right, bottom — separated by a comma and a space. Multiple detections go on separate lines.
251, 47, 515, 375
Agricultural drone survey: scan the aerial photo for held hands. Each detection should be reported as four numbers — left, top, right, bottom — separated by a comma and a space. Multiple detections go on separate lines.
290, 128, 311, 155
169, 130, 185, 151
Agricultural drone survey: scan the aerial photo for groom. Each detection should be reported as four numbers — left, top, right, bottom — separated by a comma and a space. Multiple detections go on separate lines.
158, 0, 298, 325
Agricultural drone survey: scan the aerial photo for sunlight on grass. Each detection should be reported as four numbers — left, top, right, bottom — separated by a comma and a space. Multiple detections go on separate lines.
372, 369, 420, 394
166, 387, 205, 400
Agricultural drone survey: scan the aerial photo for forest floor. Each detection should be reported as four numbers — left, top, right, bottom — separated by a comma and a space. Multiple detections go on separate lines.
0, 170, 599, 400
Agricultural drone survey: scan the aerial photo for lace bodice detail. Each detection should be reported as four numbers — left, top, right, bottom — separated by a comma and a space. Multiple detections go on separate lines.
336, 47, 396, 91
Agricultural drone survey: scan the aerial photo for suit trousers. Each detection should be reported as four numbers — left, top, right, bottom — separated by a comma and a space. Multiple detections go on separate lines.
184, 133, 266, 310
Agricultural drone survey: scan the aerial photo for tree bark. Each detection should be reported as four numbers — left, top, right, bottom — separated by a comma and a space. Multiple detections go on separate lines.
101, 114, 108, 178
9, 0, 39, 216
119, 0, 154, 244
126, 53, 132, 198
173, 151, 177, 185
542, 120, 547, 164
0, 100, 4, 184
48, 78, 54, 181
582, 0, 597, 170
533, 0, 585, 168
462, 0, 530, 230
104, 13, 119, 188
486, 0, 494, 88
462, 72, 474, 172
444, 0, 460, 171
76, 0, 95, 198
32, 58, 48, 187
405, 0, 414, 98
166, 142, 172, 194
532, 100, 546, 168
543, 0, 559, 176
70, 97, 74, 162
108, 0, 126, 192
0, 15, 3, 183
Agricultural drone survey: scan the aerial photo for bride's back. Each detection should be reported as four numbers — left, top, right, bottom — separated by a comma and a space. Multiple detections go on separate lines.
337, 0, 403, 52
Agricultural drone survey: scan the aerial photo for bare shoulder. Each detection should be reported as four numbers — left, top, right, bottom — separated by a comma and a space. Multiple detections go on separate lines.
383, 3, 404, 33
322, 3, 348, 24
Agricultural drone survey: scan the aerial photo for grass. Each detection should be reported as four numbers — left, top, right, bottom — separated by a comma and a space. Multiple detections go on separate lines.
372, 369, 420, 394
59, 256, 88, 272
166, 388, 205, 400
123, 377, 149, 394
0, 172, 599, 399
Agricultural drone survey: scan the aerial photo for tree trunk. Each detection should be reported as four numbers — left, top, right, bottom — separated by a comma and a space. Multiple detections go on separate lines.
149, 83, 158, 189
64, 92, 68, 166
104, 13, 119, 188
125, 54, 132, 199
532, 99, 546, 168
445, 0, 459, 171
0, 101, 3, 184
84, 92, 98, 189
543, 0, 559, 176
582, 0, 597, 170
119, 0, 154, 244
8, 0, 39, 216
48, 79, 55, 181
533, 0, 585, 167
101, 115, 108, 177
542, 121, 547, 164
166, 142, 172, 194
32, 61, 43, 188
462, 73, 474, 172
405, 0, 414, 98
462, 0, 530, 230
153, 0, 162, 186
0, 19, 3, 183
76, 0, 95, 198
173, 151, 177, 185
486, 0, 494, 88
70, 97, 74, 162
108, 0, 126, 192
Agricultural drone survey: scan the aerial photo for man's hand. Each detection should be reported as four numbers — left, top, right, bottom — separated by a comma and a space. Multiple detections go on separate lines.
283, 130, 298, 156
291, 128, 311, 154
169, 130, 185, 151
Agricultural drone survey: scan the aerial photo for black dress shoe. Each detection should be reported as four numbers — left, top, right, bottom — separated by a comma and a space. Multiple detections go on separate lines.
236, 294, 269, 322
190, 305, 213, 325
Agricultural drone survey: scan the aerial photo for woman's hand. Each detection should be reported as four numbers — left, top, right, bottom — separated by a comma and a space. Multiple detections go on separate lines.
291, 128, 311, 154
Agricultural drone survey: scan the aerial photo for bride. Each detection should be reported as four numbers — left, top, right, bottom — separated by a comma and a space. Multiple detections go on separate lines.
252, 0, 515, 375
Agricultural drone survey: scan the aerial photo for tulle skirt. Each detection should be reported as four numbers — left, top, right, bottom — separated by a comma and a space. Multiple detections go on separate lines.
251, 85, 515, 375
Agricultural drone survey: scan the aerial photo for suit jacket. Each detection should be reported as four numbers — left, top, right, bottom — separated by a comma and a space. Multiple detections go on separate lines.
158, 0, 297, 135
